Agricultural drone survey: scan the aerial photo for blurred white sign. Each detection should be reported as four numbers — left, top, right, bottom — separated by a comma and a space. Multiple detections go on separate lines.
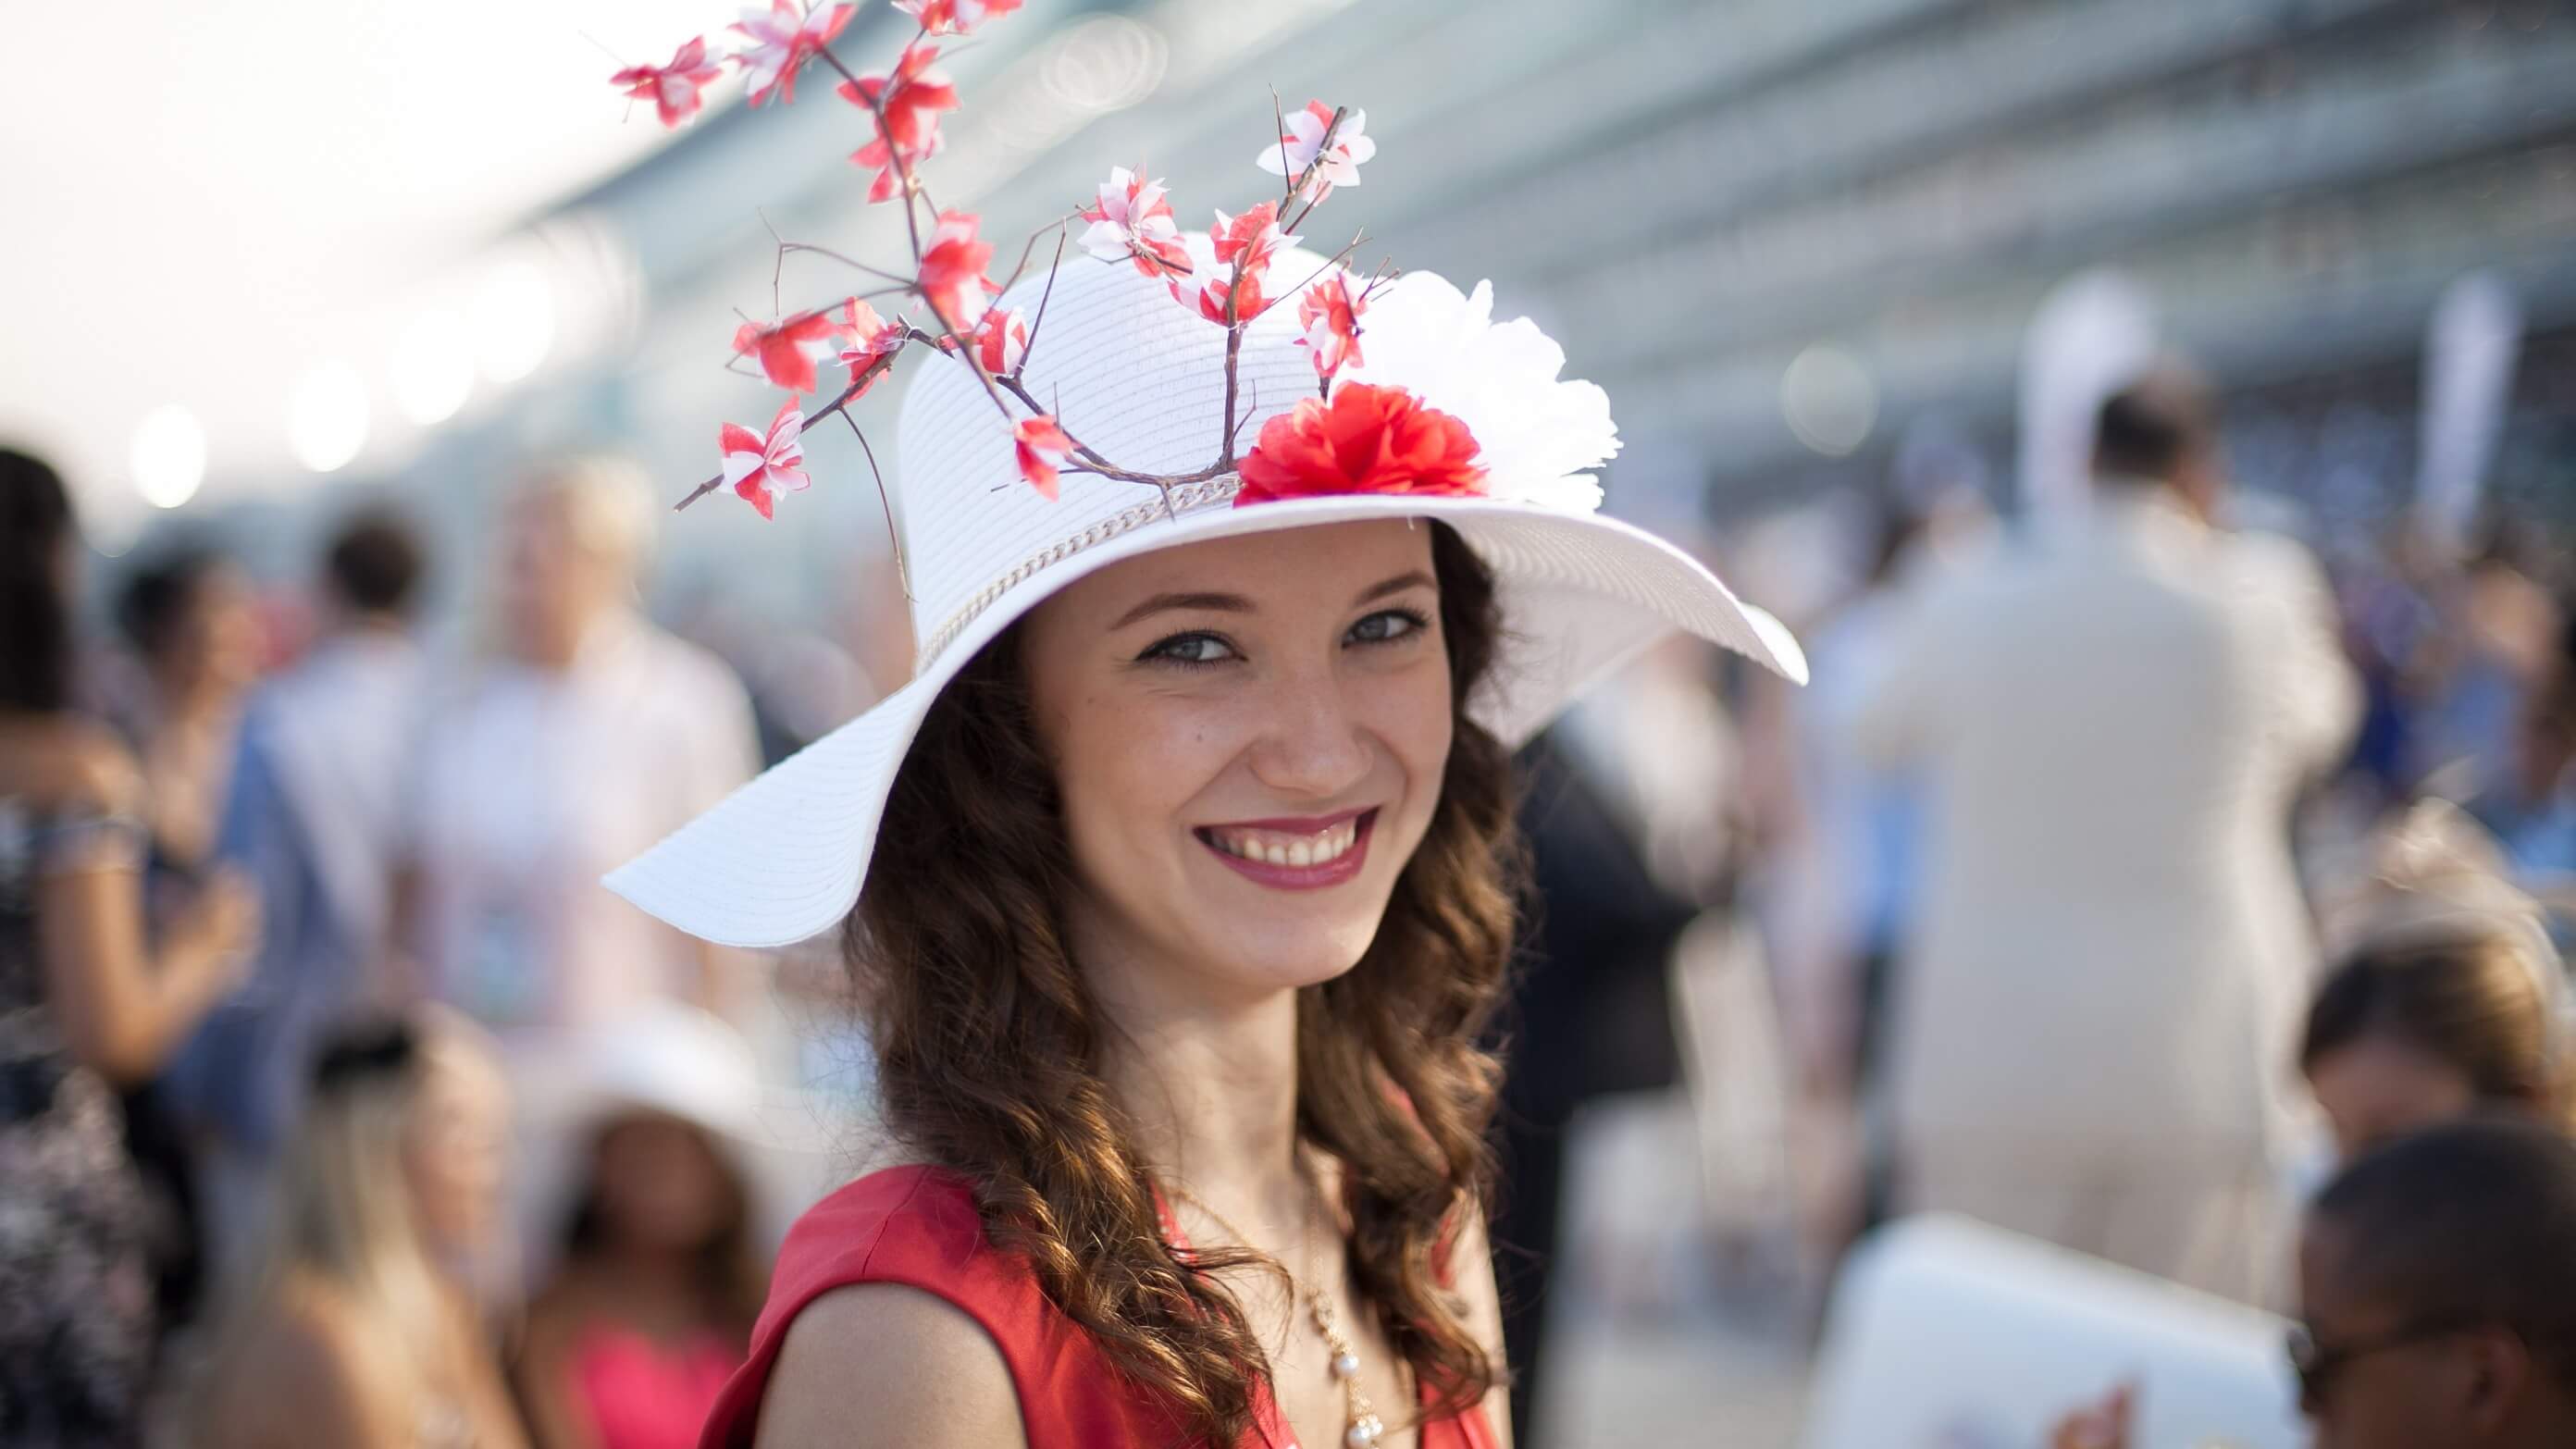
1802, 1215, 2306, 1449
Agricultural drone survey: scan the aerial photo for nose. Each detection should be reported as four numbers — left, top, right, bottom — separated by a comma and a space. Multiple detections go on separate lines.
1245, 668, 1372, 801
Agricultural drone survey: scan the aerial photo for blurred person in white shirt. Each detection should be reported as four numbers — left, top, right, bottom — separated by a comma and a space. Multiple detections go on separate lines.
402, 457, 760, 1059
1853, 366, 2360, 1301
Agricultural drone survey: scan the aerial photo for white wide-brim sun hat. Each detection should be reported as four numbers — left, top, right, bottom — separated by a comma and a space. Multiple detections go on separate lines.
608, 247, 1806, 948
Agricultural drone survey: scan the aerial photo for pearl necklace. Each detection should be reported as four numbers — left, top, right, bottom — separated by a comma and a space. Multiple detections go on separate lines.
1165, 1179, 1390, 1449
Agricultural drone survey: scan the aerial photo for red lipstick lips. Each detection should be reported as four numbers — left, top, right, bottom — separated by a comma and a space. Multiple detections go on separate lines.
1194, 809, 1378, 891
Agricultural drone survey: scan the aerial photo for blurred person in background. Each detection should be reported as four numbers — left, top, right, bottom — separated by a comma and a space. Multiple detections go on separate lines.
2303, 933, 2570, 1162
173, 508, 436, 1272
2302, 799, 2573, 1163
404, 456, 760, 1041
0, 447, 259, 1446
2054, 1118, 2576, 1449
2469, 642, 2576, 876
1854, 367, 2360, 1299
2410, 537, 2563, 803
403, 457, 759, 1286
2289, 1118, 2576, 1449
106, 539, 269, 1332
514, 1004, 767, 1449
1493, 718, 1704, 1444
108, 544, 265, 872
192, 1011, 524, 1449
1781, 444, 1996, 1243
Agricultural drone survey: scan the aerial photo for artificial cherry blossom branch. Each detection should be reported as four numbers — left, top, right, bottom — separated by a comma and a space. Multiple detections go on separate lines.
675, 346, 906, 512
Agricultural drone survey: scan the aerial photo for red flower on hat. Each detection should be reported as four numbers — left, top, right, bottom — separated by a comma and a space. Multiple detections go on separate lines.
918, 211, 997, 332
840, 43, 958, 204
1296, 272, 1367, 380
611, 37, 724, 129
733, 308, 847, 394
722, 397, 811, 520
731, 1, 855, 108
1014, 415, 1074, 501
1235, 384, 1486, 505
897, 0, 1022, 36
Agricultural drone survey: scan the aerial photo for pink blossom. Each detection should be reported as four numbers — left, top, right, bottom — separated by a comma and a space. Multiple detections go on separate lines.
732, 309, 845, 395
838, 298, 908, 361
730, 1, 856, 107
1170, 203, 1281, 323
836, 300, 908, 398
1254, 100, 1377, 201
1013, 415, 1073, 500
916, 211, 997, 332
1211, 202, 1283, 278
722, 397, 811, 520
838, 43, 958, 204
1077, 167, 1191, 279
896, 0, 1023, 36
1173, 266, 1268, 326
1295, 271, 1368, 380
610, 37, 724, 129
970, 307, 1029, 377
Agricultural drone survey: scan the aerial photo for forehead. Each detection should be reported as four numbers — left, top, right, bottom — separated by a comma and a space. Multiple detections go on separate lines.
1046, 518, 1439, 620
2297, 1217, 2406, 1333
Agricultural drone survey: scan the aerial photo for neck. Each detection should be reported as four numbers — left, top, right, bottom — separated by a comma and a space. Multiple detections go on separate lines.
1089, 954, 1306, 1215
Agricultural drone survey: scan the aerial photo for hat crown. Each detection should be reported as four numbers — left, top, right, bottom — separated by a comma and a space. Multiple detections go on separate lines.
891, 249, 1326, 663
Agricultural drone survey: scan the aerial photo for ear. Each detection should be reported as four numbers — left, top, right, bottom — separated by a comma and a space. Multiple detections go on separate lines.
2458, 1326, 2533, 1435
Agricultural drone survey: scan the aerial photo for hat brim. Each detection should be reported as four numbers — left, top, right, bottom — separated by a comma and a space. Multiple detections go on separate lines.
605, 493, 1805, 948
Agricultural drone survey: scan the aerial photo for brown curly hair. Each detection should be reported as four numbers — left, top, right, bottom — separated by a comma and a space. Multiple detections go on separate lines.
846, 521, 1518, 1444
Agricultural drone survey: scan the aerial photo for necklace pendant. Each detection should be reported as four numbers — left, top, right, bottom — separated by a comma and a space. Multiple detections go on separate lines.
1329, 1350, 1359, 1381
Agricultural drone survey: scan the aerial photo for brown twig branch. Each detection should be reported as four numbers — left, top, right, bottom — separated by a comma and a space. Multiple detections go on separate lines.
776, 241, 914, 288
1019, 231, 1069, 368
674, 348, 908, 512
998, 214, 1080, 294
844, 413, 911, 602
1280, 106, 1348, 236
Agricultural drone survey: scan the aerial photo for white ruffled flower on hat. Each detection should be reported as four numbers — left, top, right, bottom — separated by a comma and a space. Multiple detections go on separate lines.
1332, 272, 1616, 514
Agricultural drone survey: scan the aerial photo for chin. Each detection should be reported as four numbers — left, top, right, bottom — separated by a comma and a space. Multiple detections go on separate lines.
1197, 916, 1385, 994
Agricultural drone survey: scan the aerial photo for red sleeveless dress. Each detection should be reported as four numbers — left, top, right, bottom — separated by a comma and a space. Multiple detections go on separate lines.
697, 1165, 1501, 1449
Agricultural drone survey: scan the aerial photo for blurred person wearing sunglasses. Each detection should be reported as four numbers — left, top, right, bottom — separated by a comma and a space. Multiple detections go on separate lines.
2291, 1116, 2576, 1449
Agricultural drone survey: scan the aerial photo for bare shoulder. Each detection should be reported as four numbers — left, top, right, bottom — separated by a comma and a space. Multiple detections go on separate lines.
205, 1282, 400, 1445
0, 716, 141, 816
756, 1282, 1027, 1449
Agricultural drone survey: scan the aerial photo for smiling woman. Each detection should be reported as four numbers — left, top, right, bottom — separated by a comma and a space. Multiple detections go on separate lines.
600, 39, 1800, 1442
824, 518, 1513, 1447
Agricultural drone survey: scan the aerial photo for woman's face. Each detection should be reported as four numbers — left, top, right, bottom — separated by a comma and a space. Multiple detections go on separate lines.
1020, 520, 1456, 1005
167, 564, 264, 696
2307, 1034, 2480, 1162
401, 1042, 513, 1255
590, 1111, 737, 1252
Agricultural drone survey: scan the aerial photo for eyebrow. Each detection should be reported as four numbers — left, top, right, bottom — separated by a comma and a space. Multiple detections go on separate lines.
1108, 569, 1438, 631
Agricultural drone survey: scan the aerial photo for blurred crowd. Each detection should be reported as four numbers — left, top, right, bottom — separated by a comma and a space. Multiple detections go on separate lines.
0, 447, 876, 1449
4, 340, 2575, 1449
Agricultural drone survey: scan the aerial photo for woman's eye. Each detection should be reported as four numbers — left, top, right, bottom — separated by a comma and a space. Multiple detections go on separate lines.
1143, 632, 1236, 667
1347, 609, 1428, 646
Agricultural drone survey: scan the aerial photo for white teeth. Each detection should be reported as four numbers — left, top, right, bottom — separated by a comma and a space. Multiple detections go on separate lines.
1209, 819, 1362, 868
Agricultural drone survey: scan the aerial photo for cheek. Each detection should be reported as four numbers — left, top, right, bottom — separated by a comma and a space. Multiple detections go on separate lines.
1368, 658, 1456, 803
1052, 687, 1245, 851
